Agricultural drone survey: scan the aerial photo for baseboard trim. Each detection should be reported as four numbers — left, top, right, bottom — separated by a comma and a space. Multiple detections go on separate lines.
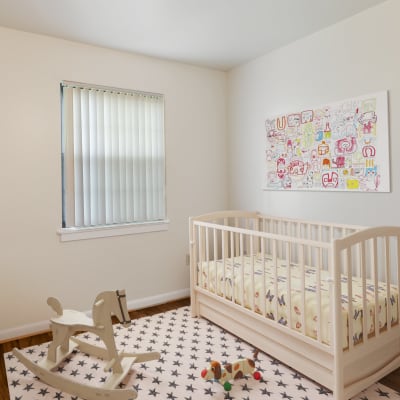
0, 321, 51, 344
0, 288, 190, 343
126, 288, 190, 311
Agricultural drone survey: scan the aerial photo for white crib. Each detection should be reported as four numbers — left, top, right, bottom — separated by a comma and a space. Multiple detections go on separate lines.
189, 210, 400, 400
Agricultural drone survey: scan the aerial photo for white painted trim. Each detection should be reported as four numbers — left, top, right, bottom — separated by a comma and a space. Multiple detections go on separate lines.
126, 288, 190, 311
0, 320, 50, 343
0, 288, 189, 342
57, 220, 170, 242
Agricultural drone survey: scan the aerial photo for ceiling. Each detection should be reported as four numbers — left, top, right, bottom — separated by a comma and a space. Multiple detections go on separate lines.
0, 0, 388, 70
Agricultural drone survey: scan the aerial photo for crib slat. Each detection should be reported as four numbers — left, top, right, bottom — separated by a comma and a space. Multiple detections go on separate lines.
261, 237, 267, 318
213, 228, 218, 297
372, 237, 379, 338
273, 239, 279, 323
316, 246, 322, 343
278, 220, 282, 255
347, 247, 354, 350
250, 235, 255, 312
192, 224, 198, 288
198, 225, 204, 289
234, 217, 239, 256
300, 244, 306, 336
222, 228, 226, 299
230, 230, 234, 304
385, 237, 391, 331
360, 241, 368, 343
394, 237, 400, 323
307, 225, 312, 264
397, 236, 400, 326
213, 228, 218, 261
240, 233, 244, 307
205, 227, 210, 294
286, 241, 292, 330
319, 242, 325, 344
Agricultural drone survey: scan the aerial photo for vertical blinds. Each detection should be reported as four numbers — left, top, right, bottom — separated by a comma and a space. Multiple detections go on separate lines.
61, 82, 165, 228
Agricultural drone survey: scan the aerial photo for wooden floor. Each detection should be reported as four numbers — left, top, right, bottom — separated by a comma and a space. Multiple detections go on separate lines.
0, 298, 190, 400
1, 296, 400, 399
379, 365, 400, 393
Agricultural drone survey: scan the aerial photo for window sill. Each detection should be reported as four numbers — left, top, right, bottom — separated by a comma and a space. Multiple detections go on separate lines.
57, 220, 169, 242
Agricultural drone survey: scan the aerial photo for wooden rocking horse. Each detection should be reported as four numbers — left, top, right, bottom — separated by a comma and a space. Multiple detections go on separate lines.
13, 290, 160, 400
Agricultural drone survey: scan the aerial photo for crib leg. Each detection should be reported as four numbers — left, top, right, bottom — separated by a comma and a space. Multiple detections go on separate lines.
333, 363, 345, 400
190, 295, 199, 317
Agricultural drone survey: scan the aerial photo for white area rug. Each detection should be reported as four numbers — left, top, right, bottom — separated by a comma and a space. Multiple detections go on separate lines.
4, 306, 400, 399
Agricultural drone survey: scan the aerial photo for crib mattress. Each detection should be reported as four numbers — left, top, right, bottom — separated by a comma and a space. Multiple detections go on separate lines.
198, 254, 399, 347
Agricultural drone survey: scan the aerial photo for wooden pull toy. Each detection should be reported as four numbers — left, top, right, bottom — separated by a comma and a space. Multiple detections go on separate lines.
201, 350, 261, 391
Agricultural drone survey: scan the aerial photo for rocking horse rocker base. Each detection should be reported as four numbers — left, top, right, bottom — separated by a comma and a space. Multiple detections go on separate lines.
13, 290, 160, 400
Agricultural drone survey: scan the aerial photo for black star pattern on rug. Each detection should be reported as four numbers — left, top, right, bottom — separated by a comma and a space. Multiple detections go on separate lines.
38, 387, 50, 396
4, 307, 400, 400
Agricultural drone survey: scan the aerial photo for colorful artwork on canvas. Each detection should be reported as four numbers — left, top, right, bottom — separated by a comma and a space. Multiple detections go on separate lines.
264, 91, 390, 192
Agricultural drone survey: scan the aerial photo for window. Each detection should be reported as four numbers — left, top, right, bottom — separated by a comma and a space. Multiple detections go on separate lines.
60, 81, 167, 240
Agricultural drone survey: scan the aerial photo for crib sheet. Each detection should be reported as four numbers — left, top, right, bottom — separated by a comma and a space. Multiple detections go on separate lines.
198, 254, 399, 347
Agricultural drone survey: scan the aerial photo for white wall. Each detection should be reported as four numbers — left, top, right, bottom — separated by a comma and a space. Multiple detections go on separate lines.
227, 0, 399, 226
0, 27, 227, 338
3, 0, 398, 339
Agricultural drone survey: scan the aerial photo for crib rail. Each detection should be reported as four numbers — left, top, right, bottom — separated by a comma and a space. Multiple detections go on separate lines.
190, 212, 400, 351
259, 214, 362, 243
190, 215, 337, 347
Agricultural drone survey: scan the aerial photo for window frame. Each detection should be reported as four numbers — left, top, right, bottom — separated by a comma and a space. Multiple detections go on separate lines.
57, 219, 169, 242
59, 81, 168, 241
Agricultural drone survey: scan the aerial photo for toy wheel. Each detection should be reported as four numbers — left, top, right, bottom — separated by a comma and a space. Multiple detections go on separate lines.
223, 381, 232, 391
253, 371, 261, 380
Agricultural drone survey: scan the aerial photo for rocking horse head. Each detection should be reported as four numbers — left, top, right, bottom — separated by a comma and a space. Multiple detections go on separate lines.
92, 289, 131, 328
